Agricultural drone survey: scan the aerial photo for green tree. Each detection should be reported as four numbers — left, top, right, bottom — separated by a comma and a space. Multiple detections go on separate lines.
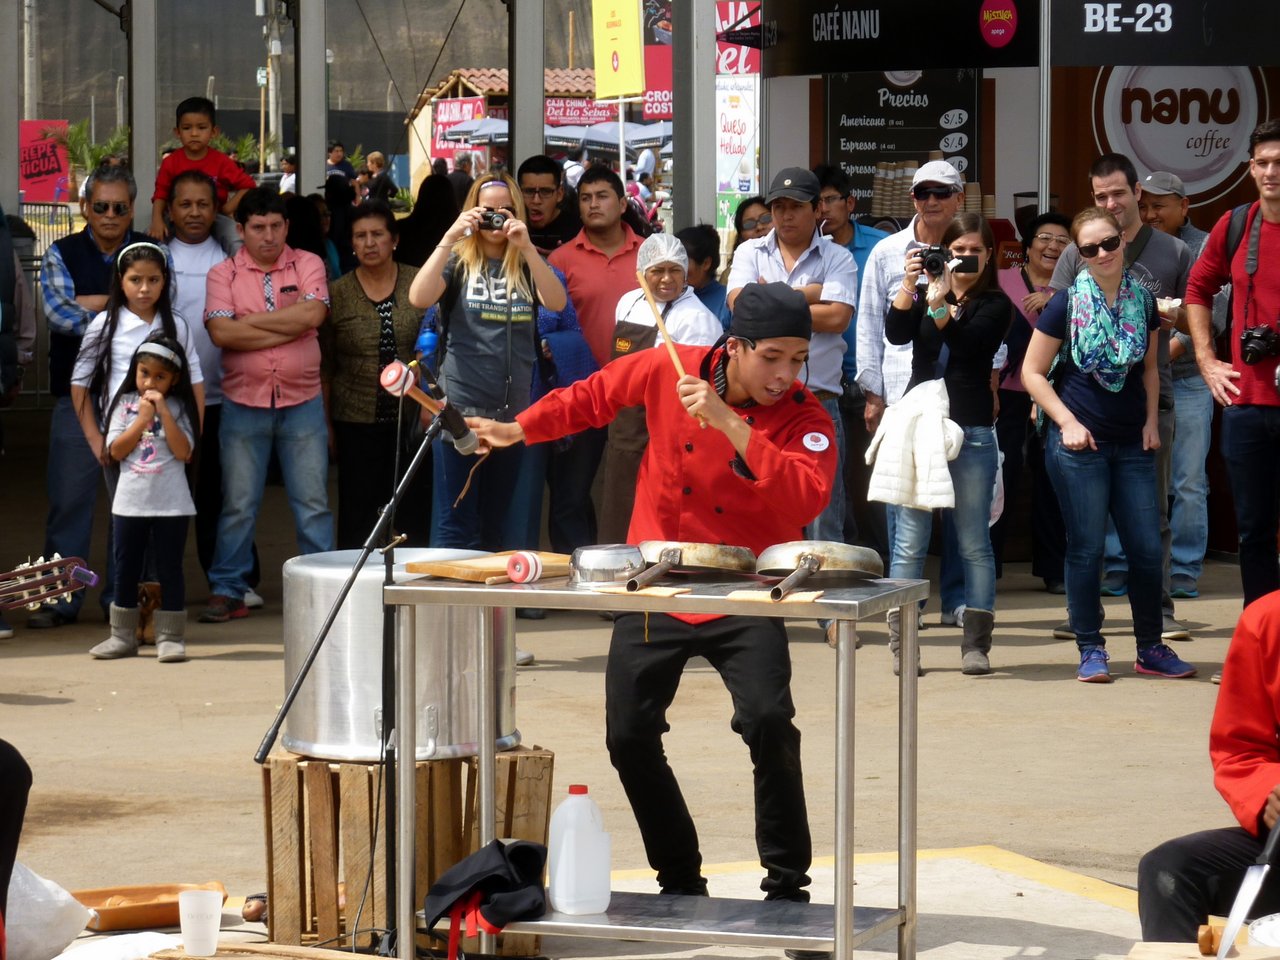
39, 121, 130, 198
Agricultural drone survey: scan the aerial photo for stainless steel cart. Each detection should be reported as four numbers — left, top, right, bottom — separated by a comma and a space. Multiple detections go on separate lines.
384, 574, 928, 960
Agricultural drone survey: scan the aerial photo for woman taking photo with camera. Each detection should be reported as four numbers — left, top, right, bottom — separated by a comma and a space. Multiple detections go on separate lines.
1023, 207, 1196, 683
409, 172, 567, 549
884, 212, 1010, 677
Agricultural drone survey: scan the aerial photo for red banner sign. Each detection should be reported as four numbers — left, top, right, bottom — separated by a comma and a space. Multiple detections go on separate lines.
545, 98, 618, 126
20, 120, 70, 203
432, 96, 486, 163
716, 2, 761, 75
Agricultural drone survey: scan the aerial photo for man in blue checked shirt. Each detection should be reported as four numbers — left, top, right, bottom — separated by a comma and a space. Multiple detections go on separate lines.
31, 165, 163, 629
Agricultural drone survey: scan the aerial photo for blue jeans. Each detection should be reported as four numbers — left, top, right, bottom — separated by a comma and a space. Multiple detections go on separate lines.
43, 396, 113, 616
1220, 404, 1280, 605
889, 426, 998, 613
1169, 377, 1214, 582
208, 396, 334, 599
432, 435, 524, 550
885, 503, 964, 612
1044, 424, 1163, 649
803, 396, 846, 544
1101, 406, 1175, 612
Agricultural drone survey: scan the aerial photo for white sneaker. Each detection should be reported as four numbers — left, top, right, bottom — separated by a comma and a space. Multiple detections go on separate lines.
941, 605, 966, 627
515, 648, 535, 666
244, 588, 265, 609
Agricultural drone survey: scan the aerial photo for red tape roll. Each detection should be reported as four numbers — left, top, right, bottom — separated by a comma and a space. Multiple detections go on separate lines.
506, 551, 543, 583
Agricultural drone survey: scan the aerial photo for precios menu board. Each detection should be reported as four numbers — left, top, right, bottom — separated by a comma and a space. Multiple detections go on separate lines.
825, 71, 980, 204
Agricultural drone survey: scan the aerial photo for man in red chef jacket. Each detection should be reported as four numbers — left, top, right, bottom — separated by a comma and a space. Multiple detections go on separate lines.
469, 282, 836, 903
1139, 590, 1280, 940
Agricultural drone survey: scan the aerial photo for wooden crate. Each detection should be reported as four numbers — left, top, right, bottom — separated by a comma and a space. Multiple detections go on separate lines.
262, 745, 554, 955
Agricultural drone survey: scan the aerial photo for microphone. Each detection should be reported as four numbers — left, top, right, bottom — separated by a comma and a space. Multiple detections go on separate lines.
378, 360, 479, 455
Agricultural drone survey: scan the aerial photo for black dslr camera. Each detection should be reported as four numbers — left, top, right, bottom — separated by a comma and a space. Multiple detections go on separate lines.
478, 209, 509, 231
1240, 325, 1280, 365
919, 245, 950, 277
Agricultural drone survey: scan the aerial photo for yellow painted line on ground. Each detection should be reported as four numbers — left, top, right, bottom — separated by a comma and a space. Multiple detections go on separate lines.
615, 845, 1137, 915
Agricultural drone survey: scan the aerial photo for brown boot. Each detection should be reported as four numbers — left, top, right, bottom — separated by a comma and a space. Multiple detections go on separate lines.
136, 581, 162, 644
887, 609, 923, 677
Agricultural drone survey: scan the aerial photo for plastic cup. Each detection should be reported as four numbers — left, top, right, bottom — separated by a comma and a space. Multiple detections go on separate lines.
178, 889, 223, 956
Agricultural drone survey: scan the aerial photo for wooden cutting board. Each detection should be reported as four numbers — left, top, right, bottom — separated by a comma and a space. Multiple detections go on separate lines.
405, 551, 572, 582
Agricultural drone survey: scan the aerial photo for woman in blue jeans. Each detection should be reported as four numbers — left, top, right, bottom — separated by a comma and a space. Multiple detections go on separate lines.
885, 213, 1010, 676
1023, 207, 1196, 683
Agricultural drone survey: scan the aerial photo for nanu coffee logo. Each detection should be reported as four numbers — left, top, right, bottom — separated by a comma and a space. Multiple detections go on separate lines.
1093, 65, 1269, 203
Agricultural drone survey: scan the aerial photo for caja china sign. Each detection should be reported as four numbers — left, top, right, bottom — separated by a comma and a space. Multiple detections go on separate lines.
1092, 65, 1269, 203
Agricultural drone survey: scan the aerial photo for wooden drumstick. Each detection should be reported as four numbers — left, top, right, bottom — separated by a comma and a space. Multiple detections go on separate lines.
636, 271, 687, 378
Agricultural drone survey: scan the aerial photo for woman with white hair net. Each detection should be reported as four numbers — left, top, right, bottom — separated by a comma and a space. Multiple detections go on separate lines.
599, 232, 723, 542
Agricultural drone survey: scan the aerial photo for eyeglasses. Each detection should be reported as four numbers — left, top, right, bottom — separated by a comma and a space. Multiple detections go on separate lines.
1077, 234, 1122, 259
912, 185, 956, 201
1033, 233, 1071, 247
818, 193, 849, 206
90, 201, 130, 216
521, 186, 557, 199
742, 213, 773, 231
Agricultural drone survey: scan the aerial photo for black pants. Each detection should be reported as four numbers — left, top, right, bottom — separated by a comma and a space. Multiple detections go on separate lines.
990, 389, 1030, 576
113, 514, 189, 611
1028, 422, 1066, 585
839, 382, 888, 555
604, 612, 812, 898
545, 426, 605, 554
333, 420, 432, 550
1139, 826, 1280, 942
194, 404, 260, 590
0, 739, 31, 917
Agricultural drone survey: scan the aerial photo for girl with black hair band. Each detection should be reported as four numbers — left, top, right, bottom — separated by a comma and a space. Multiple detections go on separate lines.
71, 241, 205, 466
95, 335, 201, 661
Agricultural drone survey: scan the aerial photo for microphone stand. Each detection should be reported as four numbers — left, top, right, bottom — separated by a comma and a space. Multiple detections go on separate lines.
254, 413, 446, 955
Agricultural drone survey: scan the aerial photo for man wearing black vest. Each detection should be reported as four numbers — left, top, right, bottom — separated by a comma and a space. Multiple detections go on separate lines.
32, 165, 159, 628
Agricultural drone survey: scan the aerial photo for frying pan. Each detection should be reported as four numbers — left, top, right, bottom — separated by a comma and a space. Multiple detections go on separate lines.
755, 540, 884, 601
627, 540, 757, 592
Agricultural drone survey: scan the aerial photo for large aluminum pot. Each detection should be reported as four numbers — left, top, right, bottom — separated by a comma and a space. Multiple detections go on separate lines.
282, 549, 520, 761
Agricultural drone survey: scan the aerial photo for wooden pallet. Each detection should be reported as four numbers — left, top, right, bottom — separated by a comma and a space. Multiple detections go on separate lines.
262, 746, 554, 955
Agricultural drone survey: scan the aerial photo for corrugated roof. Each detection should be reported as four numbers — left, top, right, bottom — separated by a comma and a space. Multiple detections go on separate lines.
408, 68, 596, 121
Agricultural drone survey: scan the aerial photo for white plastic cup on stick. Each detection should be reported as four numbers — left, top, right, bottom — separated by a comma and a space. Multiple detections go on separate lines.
178, 889, 223, 956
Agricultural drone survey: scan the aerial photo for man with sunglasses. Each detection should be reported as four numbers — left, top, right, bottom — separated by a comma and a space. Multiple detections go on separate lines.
32, 165, 164, 628
517, 154, 581, 257
1049, 153, 1193, 644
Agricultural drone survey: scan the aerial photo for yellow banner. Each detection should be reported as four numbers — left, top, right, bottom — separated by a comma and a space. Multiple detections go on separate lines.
592, 0, 645, 99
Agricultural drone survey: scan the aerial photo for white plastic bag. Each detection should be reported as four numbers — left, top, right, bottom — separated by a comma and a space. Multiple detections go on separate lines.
57, 933, 181, 960
989, 449, 1006, 527
5, 862, 91, 960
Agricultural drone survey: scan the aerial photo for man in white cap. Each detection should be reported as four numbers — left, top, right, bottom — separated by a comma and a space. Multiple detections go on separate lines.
726, 166, 857, 559
853, 160, 971, 652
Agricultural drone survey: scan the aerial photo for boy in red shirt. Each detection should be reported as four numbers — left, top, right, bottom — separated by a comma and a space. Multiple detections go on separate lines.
149, 97, 255, 241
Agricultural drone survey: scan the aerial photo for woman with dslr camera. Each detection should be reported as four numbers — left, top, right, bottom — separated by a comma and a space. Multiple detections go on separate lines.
409, 172, 566, 549
1023, 207, 1196, 683
884, 212, 1011, 676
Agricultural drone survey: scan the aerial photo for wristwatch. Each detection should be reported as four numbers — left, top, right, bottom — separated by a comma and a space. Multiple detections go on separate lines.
926, 304, 948, 320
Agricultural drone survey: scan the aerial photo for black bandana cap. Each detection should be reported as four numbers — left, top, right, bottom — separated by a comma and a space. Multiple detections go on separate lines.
729, 282, 813, 343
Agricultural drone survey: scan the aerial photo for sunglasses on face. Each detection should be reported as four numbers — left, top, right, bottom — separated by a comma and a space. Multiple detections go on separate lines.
1077, 234, 1122, 259
912, 186, 955, 201
1034, 233, 1071, 247
521, 186, 557, 199
742, 213, 773, 231
91, 201, 130, 216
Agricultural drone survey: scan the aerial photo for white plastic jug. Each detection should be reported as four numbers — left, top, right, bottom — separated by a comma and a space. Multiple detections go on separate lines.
547, 784, 611, 914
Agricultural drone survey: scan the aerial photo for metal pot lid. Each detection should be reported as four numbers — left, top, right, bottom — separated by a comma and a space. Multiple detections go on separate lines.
755, 540, 884, 577
569, 544, 647, 586
637, 540, 757, 572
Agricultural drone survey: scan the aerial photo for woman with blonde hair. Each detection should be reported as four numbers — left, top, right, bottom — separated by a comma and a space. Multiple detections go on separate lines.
409, 172, 566, 549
